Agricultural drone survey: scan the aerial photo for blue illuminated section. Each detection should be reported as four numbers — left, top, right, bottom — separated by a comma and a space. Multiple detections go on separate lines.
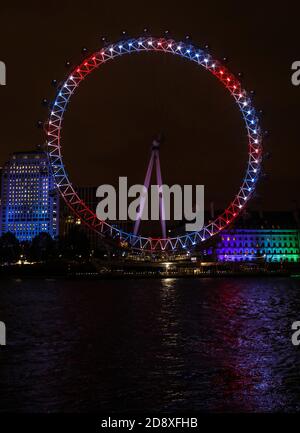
216, 229, 300, 263
0, 151, 59, 241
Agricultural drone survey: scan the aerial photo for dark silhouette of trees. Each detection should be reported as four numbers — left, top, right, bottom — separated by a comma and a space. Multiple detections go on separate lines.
60, 226, 90, 259
0, 228, 92, 265
29, 232, 56, 261
0, 232, 21, 264
20, 240, 31, 262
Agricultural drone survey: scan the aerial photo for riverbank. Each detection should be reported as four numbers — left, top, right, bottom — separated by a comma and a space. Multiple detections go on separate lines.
1, 260, 299, 280
0, 270, 296, 280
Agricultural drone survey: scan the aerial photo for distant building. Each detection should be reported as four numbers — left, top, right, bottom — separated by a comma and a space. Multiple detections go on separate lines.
216, 211, 300, 263
60, 186, 103, 251
60, 186, 98, 238
60, 185, 132, 251
0, 151, 59, 241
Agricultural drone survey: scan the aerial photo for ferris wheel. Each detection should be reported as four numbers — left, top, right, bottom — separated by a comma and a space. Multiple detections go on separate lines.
45, 36, 263, 252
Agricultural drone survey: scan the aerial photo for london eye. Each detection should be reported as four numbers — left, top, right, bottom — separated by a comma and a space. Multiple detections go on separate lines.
46, 36, 263, 252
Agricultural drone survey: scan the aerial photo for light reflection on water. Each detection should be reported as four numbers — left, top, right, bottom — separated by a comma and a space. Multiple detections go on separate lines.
0, 277, 300, 413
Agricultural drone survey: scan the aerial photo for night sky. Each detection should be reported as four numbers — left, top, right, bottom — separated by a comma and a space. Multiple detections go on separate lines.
0, 1, 299, 214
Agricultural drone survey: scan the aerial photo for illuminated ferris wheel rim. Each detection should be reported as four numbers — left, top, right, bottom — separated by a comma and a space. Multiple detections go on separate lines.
46, 36, 263, 252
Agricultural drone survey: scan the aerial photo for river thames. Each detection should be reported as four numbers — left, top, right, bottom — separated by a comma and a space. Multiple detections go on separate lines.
0, 277, 300, 413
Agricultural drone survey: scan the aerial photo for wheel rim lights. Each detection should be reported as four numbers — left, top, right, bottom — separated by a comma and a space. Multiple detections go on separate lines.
46, 37, 263, 252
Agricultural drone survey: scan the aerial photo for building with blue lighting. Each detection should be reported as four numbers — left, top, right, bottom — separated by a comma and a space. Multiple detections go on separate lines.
216, 211, 300, 263
0, 151, 59, 241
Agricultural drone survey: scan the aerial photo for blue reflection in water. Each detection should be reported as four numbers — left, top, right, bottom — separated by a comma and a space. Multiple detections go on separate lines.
0, 277, 300, 412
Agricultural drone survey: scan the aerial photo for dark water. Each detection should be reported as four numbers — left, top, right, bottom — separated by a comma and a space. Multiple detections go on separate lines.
0, 277, 300, 413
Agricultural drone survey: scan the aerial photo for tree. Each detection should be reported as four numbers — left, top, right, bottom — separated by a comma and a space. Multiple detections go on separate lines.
61, 226, 90, 259
0, 232, 20, 264
29, 232, 55, 262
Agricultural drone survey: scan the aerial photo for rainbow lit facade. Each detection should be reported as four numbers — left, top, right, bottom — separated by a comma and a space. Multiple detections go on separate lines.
217, 229, 300, 263
0, 152, 59, 241
46, 37, 263, 251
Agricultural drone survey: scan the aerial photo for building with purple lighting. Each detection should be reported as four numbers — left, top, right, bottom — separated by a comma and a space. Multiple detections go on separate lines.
216, 211, 300, 263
